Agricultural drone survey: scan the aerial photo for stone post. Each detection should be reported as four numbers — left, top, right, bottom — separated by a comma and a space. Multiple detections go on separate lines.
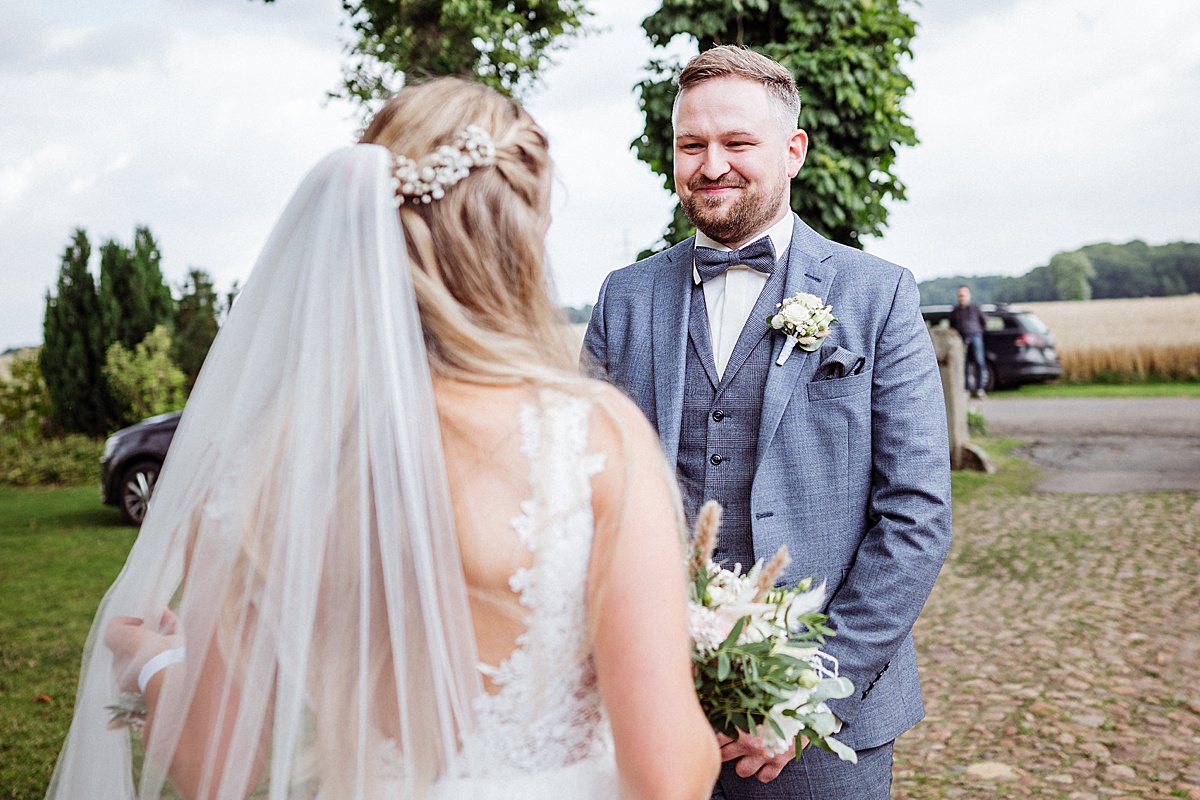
928, 326, 968, 470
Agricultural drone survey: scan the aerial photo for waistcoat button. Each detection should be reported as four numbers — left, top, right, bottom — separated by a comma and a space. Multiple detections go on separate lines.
712, 409, 725, 422
710, 454, 723, 466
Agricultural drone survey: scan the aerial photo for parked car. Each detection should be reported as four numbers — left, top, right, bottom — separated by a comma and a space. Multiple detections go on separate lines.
922, 304, 1062, 391
101, 411, 181, 524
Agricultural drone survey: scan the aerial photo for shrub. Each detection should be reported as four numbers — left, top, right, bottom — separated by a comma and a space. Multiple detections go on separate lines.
0, 351, 54, 438
0, 432, 101, 487
104, 325, 187, 425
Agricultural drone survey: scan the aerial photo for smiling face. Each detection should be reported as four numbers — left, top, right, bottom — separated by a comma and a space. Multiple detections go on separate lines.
673, 76, 807, 248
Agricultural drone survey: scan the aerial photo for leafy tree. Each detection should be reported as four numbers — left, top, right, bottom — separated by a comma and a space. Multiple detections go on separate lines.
562, 304, 594, 324
261, 0, 591, 109
98, 226, 175, 350
1048, 251, 1095, 301
917, 275, 1005, 306
634, 0, 919, 252
1081, 240, 1200, 299
921, 240, 1200, 304
41, 229, 115, 435
992, 266, 1056, 304
172, 268, 221, 390
0, 350, 54, 439
104, 325, 187, 423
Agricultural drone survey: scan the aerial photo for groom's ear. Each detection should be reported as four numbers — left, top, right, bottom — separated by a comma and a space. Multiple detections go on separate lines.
787, 129, 809, 178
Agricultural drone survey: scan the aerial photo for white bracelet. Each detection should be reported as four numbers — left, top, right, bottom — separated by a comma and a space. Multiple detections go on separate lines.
137, 646, 186, 694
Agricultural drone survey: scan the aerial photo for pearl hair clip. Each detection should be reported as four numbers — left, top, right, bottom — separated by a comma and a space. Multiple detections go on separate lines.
391, 124, 496, 205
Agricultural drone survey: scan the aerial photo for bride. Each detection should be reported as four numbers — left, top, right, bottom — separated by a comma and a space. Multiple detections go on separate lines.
46, 78, 719, 799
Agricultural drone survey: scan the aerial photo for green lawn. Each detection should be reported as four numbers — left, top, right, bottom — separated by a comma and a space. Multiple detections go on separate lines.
993, 380, 1200, 398
0, 487, 134, 800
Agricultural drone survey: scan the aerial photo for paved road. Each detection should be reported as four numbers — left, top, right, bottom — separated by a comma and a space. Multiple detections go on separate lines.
976, 396, 1200, 493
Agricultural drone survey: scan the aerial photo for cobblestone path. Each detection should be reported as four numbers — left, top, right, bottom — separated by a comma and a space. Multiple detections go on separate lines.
895, 493, 1200, 799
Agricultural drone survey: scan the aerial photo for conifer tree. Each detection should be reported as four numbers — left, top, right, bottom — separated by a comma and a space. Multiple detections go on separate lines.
41, 229, 114, 435
98, 225, 174, 350
172, 268, 221, 390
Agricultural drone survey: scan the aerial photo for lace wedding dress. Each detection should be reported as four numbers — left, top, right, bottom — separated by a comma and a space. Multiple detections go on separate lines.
418, 389, 618, 799
48, 148, 622, 800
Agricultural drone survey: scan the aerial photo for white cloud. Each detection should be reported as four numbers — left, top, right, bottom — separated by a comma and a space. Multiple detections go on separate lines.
865, 0, 1200, 279
0, 0, 356, 349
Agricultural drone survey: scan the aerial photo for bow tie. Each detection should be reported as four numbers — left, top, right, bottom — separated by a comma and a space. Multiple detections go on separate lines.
694, 236, 777, 282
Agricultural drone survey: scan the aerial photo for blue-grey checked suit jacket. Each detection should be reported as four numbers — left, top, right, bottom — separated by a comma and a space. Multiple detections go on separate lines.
582, 215, 953, 751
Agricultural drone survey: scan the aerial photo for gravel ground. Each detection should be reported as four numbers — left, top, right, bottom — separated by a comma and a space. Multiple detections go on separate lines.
894, 491, 1200, 799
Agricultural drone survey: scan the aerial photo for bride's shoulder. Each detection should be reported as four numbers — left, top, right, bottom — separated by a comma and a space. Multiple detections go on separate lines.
576, 382, 671, 500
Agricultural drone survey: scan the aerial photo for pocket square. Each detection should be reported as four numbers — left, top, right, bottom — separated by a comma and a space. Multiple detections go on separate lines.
812, 345, 866, 381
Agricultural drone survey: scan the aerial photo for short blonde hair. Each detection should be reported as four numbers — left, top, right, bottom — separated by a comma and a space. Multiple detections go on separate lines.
674, 45, 801, 134
361, 78, 576, 384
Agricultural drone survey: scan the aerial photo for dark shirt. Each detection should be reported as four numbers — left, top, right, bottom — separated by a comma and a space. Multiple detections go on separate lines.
949, 302, 987, 338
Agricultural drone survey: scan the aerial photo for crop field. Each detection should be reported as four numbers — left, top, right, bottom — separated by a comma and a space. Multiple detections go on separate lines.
1021, 295, 1200, 383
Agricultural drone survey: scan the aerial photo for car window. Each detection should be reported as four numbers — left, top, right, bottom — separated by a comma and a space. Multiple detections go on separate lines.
984, 315, 1007, 332
1016, 313, 1049, 334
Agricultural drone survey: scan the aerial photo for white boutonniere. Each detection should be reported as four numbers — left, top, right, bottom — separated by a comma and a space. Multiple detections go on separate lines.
766, 292, 836, 365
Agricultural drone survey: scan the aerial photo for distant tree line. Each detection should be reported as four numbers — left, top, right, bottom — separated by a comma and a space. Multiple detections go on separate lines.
918, 241, 1200, 305
35, 227, 230, 437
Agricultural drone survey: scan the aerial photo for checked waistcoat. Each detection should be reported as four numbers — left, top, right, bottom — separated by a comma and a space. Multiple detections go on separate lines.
675, 266, 787, 571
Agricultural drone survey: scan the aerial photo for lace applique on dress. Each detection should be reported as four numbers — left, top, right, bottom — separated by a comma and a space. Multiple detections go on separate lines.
450, 388, 613, 778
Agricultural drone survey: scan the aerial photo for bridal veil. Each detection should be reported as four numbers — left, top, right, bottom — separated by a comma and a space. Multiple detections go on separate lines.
46, 145, 482, 799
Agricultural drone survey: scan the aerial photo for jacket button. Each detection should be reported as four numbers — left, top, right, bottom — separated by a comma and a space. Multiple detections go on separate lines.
712, 409, 725, 422
710, 454, 723, 466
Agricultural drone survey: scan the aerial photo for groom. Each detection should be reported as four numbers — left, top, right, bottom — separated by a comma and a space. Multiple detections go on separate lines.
583, 46, 952, 799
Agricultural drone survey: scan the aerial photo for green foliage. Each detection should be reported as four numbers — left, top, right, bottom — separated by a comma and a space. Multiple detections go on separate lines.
104, 326, 188, 425
562, 303, 594, 324
992, 265, 1056, 303
41, 230, 115, 436
1048, 251, 1095, 302
918, 275, 1006, 306
0, 351, 54, 439
0, 433, 102, 487
262, 0, 591, 110
172, 269, 221, 390
1081, 240, 1200, 299
635, 0, 919, 251
924, 241, 1200, 304
967, 406, 987, 437
98, 226, 175, 351
1000, 381, 1200, 399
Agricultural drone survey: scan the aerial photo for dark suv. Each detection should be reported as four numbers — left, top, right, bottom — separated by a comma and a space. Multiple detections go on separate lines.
922, 304, 1062, 391
101, 411, 181, 524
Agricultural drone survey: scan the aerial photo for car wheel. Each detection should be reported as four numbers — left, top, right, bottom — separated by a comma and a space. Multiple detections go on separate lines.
984, 361, 998, 393
118, 460, 160, 525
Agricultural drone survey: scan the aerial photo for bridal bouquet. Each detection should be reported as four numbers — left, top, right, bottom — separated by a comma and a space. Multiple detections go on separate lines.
687, 501, 856, 763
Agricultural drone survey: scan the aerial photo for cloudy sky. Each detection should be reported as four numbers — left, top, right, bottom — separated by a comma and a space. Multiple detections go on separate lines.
2, 0, 1198, 351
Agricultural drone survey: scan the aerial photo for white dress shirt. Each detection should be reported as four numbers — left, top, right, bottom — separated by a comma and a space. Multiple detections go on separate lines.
693, 214, 794, 379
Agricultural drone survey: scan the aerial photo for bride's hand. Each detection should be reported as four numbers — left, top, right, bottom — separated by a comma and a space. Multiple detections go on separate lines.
105, 609, 183, 694
716, 730, 806, 783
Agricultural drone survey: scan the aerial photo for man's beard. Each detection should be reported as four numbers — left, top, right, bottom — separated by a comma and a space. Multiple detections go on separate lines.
680, 172, 788, 245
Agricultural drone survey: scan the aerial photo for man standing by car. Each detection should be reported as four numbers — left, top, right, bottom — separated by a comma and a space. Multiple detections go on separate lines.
950, 285, 988, 398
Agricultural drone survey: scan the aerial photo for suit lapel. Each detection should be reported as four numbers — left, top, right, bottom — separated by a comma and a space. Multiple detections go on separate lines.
688, 285, 720, 390
651, 240, 696, 466
757, 216, 839, 469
